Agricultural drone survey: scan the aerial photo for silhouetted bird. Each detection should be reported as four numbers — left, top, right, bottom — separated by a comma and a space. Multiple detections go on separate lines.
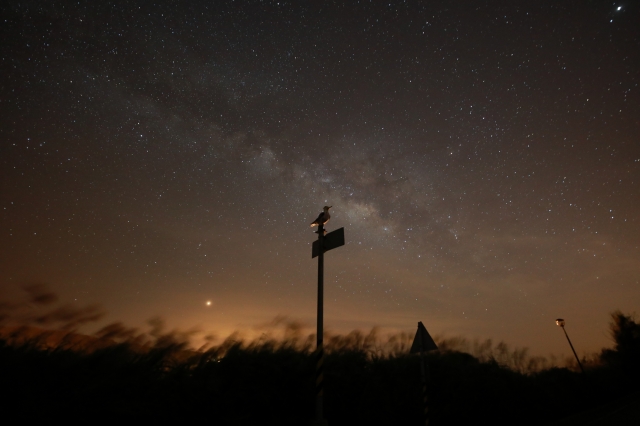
310, 206, 331, 227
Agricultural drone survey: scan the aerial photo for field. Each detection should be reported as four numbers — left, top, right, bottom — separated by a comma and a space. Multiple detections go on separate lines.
1, 311, 638, 425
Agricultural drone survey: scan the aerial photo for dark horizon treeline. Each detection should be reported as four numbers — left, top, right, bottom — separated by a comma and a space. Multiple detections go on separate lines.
1, 310, 639, 425
0, 284, 639, 425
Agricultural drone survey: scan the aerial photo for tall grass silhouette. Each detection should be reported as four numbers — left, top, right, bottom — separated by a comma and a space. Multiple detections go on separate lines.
1, 284, 638, 425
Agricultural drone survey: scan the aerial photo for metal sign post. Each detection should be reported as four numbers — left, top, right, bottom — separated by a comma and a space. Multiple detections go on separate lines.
311, 222, 344, 426
410, 321, 438, 426
315, 224, 326, 425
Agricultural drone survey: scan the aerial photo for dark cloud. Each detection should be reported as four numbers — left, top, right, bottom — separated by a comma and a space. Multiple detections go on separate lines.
23, 283, 58, 306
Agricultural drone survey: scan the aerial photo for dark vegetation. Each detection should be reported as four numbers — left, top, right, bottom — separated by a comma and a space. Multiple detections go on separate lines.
1, 286, 638, 425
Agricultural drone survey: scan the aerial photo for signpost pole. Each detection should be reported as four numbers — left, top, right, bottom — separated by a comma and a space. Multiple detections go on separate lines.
315, 224, 326, 424
309, 218, 343, 426
419, 328, 429, 426
410, 322, 438, 426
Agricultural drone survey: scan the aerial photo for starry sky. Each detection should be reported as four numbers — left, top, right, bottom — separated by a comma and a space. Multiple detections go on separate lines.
1, 0, 639, 356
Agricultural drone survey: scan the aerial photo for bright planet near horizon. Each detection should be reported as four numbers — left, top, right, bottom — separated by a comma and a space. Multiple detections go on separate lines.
1, 0, 639, 359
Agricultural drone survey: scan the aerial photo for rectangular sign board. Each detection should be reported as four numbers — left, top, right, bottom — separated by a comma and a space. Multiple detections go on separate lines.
312, 227, 345, 258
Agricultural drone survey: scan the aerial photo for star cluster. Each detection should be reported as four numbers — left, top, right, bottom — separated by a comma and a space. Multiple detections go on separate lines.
1, 0, 639, 355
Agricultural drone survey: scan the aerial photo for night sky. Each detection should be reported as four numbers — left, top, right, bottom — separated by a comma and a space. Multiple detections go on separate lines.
2, 1, 639, 356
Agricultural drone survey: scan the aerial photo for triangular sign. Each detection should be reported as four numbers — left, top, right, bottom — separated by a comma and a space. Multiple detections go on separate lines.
409, 321, 438, 354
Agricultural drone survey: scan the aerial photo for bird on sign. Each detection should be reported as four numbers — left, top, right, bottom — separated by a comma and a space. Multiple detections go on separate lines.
310, 206, 331, 227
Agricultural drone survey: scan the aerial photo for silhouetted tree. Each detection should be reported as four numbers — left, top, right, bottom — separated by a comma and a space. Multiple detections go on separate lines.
600, 311, 640, 382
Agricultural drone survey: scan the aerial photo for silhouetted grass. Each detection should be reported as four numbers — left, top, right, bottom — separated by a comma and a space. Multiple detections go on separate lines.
1, 285, 638, 425
1, 313, 637, 426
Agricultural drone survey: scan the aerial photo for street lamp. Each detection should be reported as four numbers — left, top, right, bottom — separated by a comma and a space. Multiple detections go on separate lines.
555, 318, 584, 373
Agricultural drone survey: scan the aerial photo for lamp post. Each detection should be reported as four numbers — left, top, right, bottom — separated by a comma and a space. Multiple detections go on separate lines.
555, 318, 584, 373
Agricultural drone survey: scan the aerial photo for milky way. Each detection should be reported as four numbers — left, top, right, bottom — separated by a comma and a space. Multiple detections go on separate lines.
1, 1, 639, 356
